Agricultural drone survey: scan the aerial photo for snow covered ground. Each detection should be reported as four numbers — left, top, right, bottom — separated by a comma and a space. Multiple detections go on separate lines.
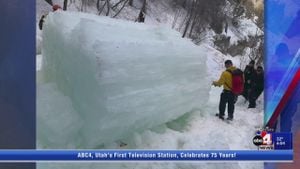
36, 2, 264, 169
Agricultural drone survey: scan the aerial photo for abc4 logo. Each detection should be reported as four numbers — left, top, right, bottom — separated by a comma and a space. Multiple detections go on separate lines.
253, 131, 273, 146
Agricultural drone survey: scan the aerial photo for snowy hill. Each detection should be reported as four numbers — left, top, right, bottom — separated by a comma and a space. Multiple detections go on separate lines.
37, 0, 263, 65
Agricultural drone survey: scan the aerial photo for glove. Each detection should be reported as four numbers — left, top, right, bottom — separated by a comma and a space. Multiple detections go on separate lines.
212, 81, 217, 86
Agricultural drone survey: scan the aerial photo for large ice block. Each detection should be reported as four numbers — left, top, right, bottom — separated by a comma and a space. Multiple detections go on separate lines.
39, 11, 210, 148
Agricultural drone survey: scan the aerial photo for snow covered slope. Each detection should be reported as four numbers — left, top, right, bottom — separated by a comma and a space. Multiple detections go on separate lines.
38, 11, 210, 148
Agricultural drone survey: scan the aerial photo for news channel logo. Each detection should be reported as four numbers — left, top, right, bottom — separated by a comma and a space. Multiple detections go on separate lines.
253, 130, 274, 150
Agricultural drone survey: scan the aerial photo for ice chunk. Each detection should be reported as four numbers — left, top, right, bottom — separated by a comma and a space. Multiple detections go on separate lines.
37, 83, 83, 149
39, 11, 210, 148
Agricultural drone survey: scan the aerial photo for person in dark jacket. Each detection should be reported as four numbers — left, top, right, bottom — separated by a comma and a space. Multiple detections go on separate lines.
248, 66, 264, 108
243, 60, 256, 101
39, 15, 47, 30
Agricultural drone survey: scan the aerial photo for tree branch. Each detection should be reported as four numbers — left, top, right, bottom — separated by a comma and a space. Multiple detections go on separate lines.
106, 0, 110, 16
112, 0, 126, 9
113, 0, 129, 18
63, 0, 68, 11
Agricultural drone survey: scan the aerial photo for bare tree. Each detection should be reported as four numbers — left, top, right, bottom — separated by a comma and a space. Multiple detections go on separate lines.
79, 0, 95, 12
98, 0, 107, 15
248, 29, 263, 65
80, 0, 85, 11
70, 0, 131, 18
129, 0, 133, 6
97, 0, 101, 10
178, 12, 189, 31
172, 8, 181, 29
182, 0, 195, 38
44, 0, 53, 5
188, 0, 202, 37
137, 0, 146, 23
113, 0, 129, 18
181, 0, 227, 38
63, 0, 68, 10
112, 0, 127, 9
106, 0, 110, 16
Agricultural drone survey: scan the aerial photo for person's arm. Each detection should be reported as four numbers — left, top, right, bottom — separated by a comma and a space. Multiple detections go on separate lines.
38, 16, 44, 30
213, 71, 226, 87
244, 66, 249, 76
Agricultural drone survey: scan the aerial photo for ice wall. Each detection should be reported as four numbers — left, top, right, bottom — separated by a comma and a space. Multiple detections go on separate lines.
39, 11, 210, 148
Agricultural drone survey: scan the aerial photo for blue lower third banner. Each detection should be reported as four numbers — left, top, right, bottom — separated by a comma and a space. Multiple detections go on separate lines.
0, 150, 293, 161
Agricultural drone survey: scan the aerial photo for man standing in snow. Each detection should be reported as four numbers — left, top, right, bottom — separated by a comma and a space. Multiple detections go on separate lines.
248, 66, 264, 108
212, 60, 236, 121
243, 60, 256, 101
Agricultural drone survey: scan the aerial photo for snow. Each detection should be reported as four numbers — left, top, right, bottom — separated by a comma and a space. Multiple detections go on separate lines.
36, 0, 52, 22
226, 18, 262, 46
36, 54, 42, 71
38, 11, 210, 148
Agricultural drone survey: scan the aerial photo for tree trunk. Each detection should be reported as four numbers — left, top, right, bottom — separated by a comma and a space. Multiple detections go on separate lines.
182, 0, 195, 38
188, 16, 196, 37
188, 0, 200, 39
97, 0, 101, 10
63, 0, 68, 11
137, 0, 146, 22
129, 0, 133, 6
112, 0, 126, 9
98, 1, 107, 15
106, 0, 110, 16
182, 15, 191, 38
113, 0, 129, 18
172, 9, 180, 29
44, 0, 53, 6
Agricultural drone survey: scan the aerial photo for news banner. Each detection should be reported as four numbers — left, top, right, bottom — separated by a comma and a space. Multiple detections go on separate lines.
0, 130, 293, 162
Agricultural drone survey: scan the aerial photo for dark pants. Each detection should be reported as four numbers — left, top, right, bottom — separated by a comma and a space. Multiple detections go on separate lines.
249, 89, 263, 108
242, 83, 251, 100
219, 90, 235, 119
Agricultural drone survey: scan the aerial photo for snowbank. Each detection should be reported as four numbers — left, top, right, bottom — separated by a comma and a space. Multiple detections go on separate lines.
38, 11, 210, 148
227, 18, 263, 46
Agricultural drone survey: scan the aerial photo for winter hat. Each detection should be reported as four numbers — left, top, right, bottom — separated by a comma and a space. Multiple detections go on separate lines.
225, 60, 233, 65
